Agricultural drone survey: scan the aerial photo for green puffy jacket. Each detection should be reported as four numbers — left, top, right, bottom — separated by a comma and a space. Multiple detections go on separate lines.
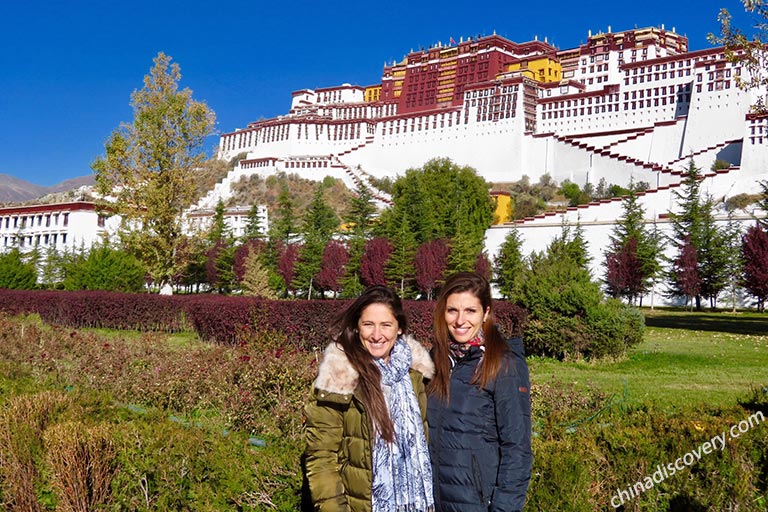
304, 335, 435, 512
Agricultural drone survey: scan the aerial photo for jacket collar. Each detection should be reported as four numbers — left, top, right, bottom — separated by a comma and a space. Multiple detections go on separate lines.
314, 334, 435, 395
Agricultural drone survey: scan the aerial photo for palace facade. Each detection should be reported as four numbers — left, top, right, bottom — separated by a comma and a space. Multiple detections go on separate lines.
204, 24, 768, 305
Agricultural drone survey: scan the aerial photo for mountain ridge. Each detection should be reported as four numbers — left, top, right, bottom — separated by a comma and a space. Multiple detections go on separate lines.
0, 173, 95, 204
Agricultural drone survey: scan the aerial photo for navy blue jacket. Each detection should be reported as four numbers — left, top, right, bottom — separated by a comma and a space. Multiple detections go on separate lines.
427, 338, 532, 512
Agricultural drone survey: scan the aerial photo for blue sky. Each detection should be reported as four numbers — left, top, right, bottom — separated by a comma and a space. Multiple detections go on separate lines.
0, 0, 758, 186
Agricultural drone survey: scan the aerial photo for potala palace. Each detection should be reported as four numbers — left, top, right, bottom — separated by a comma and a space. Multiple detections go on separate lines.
201, 24, 768, 306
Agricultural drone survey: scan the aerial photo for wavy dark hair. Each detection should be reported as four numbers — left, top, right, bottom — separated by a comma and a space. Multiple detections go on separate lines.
427, 271, 509, 402
330, 285, 407, 442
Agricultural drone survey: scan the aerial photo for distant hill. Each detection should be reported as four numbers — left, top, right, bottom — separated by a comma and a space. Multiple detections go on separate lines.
0, 173, 95, 204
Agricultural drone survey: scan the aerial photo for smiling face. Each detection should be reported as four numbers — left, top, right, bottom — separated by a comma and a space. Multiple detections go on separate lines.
444, 291, 489, 344
358, 302, 401, 362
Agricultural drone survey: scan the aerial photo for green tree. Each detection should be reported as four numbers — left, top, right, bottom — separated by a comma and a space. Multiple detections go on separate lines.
265, 180, 298, 288
667, 160, 729, 309
293, 184, 339, 298
384, 204, 417, 296
207, 199, 231, 243
604, 189, 663, 304
379, 158, 493, 245
39, 246, 65, 289
723, 214, 745, 312
242, 204, 264, 241
759, 180, 768, 228
0, 249, 37, 289
92, 52, 215, 290
270, 180, 297, 244
699, 196, 731, 308
447, 221, 481, 275
494, 228, 525, 300
517, 235, 643, 359
341, 181, 378, 297
62, 245, 146, 292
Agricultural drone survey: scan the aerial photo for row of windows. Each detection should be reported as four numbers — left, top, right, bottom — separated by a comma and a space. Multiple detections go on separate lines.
623, 68, 691, 85
623, 85, 689, 100
582, 75, 609, 85
581, 63, 610, 74
625, 60, 692, 75
696, 81, 731, 92
464, 85, 519, 99
1, 212, 69, 230
543, 103, 619, 118
543, 94, 619, 109
3, 233, 68, 248
477, 111, 515, 122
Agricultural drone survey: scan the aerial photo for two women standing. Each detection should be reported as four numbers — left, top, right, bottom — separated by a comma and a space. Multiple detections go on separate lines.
304, 273, 532, 511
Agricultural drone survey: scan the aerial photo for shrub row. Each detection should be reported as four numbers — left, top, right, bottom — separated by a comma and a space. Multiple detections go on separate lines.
0, 289, 527, 351
0, 289, 189, 332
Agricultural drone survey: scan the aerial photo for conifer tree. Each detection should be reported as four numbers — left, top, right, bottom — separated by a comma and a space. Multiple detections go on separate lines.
494, 228, 525, 300
723, 215, 745, 312
380, 157, 493, 245
293, 184, 339, 298
241, 245, 277, 299
759, 180, 768, 228
603, 189, 662, 304
207, 199, 231, 243
385, 205, 417, 296
667, 159, 729, 309
341, 181, 378, 297
0, 249, 37, 289
243, 204, 264, 240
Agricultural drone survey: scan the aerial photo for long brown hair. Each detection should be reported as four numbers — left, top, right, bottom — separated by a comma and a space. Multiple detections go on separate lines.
427, 271, 508, 402
330, 285, 407, 442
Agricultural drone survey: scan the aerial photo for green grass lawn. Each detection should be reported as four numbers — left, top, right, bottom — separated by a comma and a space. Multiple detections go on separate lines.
529, 309, 768, 409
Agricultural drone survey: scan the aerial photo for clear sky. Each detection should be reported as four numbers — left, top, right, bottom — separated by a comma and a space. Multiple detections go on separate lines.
0, 0, 758, 186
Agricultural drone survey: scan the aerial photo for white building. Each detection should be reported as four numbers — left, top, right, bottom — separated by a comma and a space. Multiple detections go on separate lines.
183, 204, 269, 239
0, 202, 121, 255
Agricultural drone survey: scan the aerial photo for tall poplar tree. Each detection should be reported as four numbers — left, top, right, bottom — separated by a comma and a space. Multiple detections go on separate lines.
93, 52, 215, 290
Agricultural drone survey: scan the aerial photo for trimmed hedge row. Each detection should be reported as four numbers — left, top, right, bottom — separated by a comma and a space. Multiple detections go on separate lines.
0, 289, 527, 351
0, 289, 189, 332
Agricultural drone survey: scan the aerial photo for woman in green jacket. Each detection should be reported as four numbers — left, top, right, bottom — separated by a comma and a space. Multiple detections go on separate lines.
304, 285, 435, 512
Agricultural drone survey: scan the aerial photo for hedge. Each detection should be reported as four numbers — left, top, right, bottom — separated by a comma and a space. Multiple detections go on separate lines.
0, 289, 527, 350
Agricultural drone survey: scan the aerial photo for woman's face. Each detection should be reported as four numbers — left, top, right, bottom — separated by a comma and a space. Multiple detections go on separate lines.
358, 303, 401, 362
444, 291, 489, 344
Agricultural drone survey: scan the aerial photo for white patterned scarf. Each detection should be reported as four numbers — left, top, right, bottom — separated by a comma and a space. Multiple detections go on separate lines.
371, 337, 435, 512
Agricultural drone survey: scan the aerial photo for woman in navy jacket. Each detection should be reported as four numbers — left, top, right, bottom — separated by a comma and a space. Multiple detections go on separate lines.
427, 272, 532, 512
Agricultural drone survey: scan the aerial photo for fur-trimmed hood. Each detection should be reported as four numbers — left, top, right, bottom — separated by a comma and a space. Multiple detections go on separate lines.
314, 334, 435, 395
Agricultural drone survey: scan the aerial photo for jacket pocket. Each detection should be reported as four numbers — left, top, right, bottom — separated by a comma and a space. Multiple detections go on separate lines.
471, 454, 484, 503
